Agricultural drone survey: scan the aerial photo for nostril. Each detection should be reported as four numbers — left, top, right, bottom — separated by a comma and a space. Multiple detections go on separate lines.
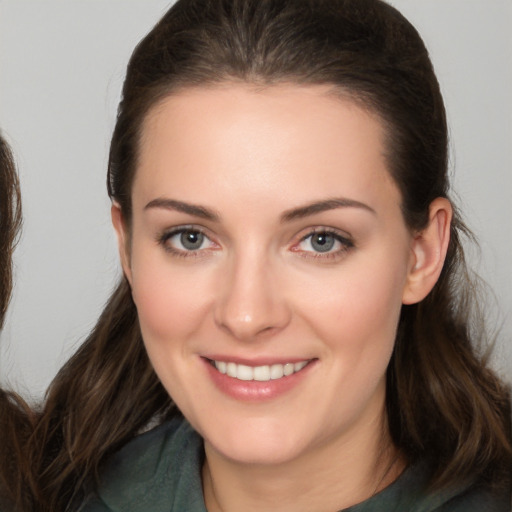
213, 266, 292, 340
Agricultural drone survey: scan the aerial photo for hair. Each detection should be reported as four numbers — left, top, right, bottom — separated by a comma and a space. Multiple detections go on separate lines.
0, 134, 22, 327
1, 1, 510, 510
0, 133, 35, 509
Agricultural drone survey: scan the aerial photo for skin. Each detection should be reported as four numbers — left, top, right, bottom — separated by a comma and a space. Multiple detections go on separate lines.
113, 84, 451, 512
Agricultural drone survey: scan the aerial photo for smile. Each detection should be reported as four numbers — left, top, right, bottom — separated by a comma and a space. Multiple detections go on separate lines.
210, 359, 310, 382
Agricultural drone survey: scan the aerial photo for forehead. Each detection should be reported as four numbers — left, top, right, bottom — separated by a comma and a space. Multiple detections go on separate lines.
134, 83, 399, 212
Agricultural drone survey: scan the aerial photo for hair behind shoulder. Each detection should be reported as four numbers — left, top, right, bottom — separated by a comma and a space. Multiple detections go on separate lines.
0, 133, 36, 510
0, 133, 22, 326
388, 213, 512, 490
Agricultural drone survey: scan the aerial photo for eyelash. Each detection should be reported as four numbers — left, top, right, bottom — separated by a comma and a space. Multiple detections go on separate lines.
292, 228, 354, 261
156, 226, 354, 261
157, 226, 216, 258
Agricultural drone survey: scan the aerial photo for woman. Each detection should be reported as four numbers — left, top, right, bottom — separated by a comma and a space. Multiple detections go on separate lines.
2, 0, 510, 510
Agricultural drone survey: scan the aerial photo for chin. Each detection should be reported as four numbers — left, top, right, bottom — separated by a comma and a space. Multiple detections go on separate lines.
200, 418, 314, 466
211, 439, 303, 466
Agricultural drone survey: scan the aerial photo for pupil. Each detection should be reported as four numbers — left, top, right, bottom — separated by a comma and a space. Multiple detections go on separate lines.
311, 233, 334, 252
180, 231, 203, 250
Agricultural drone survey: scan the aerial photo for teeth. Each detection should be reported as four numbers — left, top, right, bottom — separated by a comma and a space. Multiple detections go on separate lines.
236, 364, 253, 381
213, 360, 310, 382
283, 363, 294, 376
226, 362, 237, 378
253, 365, 270, 381
294, 361, 308, 372
270, 364, 284, 380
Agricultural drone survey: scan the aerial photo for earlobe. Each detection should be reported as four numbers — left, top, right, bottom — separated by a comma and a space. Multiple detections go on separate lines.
111, 203, 133, 286
402, 198, 453, 305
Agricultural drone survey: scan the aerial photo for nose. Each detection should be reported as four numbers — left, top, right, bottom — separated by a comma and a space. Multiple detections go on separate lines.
214, 250, 291, 341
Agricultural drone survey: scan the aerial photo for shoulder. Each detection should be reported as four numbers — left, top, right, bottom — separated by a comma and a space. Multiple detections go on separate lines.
346, 463, 511, 512
412, 473, 511, 512
430, 482, 511, 512
79, 416, 206, 512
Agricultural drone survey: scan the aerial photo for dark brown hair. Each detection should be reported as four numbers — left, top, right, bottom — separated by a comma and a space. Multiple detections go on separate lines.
0, 133, 34, 510
3, 1, 511, 510
0, 134, 22, 326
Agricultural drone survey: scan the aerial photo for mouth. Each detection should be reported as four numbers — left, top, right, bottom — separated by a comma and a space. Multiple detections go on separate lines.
207, 359, 312, 382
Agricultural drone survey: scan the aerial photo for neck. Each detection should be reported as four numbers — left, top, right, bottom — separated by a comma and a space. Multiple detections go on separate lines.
202, 405, 405, 512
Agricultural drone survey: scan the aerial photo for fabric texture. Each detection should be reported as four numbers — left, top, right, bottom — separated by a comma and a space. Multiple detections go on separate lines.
80, 417, 510, 512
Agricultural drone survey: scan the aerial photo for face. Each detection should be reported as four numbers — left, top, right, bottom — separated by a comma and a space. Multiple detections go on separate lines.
117, 84, 418, 467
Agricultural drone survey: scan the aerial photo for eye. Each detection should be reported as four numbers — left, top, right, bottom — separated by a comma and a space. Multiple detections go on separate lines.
303, 232, 338, 253
176, 230, 207, 251
293, 229, 354, 258
158, 227, 217, 256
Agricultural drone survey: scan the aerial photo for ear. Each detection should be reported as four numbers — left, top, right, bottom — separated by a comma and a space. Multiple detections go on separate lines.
402, 197, 452, 305
111, 202, 133, 286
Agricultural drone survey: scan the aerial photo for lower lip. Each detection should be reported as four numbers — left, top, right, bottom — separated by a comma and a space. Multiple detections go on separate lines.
203, 358, 316, 402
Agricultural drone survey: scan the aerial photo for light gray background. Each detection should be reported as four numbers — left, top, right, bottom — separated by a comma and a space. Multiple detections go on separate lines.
1, 0, 511, 400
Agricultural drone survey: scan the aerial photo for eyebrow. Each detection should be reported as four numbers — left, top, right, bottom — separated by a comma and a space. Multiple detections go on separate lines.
144, 196, 375, 223
280, 198, 376, 222
144, 198, 220, 222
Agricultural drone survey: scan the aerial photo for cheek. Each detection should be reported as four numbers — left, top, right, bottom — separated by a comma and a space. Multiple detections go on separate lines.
129, 249, 213, 344
298, 250, 408, 357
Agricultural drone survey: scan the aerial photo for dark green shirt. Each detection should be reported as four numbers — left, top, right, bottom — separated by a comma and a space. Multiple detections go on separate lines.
81, 418, 510, 511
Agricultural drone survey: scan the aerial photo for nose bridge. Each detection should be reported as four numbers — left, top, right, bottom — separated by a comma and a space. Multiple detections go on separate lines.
214, 242, 289, 340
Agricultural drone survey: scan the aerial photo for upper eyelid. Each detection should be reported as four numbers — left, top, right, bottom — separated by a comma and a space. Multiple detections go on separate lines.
289, 227, 354, 256
296, 226, 353, 243
157, 225, 216, 248
157, 226, 219, 258
159, 224, 211, 239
